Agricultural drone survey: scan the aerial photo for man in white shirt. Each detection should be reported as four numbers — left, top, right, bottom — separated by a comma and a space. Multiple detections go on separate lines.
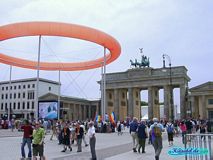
88, 121, 97, 160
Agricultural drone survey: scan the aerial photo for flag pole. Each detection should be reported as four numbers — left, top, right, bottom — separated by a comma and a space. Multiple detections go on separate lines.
35, 35, 41, 122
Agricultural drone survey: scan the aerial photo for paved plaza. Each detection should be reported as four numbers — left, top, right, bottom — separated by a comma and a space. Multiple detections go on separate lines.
0, 128, 187, 160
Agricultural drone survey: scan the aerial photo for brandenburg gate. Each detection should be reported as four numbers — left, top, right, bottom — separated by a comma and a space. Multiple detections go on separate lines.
102, 66, 190, 121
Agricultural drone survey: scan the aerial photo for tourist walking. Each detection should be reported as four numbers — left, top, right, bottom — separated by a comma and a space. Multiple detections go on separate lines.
61, 122, 72, 152
80, 122, 89, 147
137, 120, 148, 153
129, 117, 139, 152
43, 120, 48, 134
166, 121, 174, 146
147, 120, 153, 144
179, 121, 187, 144
206, 119, 212, 133
56, 121, 63, 145
150, 118, 164, 160
61, 123, 72, 152
21, 119, 33, 159
75, 122, 84, 152
117, 121, 122, 136
173, 120, 179, 137
50, 120, 57, 140
70, 123, 76, 144
11, 118, 15, 132
88, 121, 97, 160
185, 118, 193, 142
185, 118, 193, 134
200, 123, 206, 139
32, 122, 45, 160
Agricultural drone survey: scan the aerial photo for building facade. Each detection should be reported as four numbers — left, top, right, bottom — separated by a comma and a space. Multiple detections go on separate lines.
39, 93, 100, 121
0, 78, 100, 121
0, 78, 60, 119
189, 82, 213, 120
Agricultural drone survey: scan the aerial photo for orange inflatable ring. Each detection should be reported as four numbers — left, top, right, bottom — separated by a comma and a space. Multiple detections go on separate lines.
0, 22, 121, 71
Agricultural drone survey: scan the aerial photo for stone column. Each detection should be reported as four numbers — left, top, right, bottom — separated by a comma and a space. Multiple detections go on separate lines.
106, 90, 111, 115
148, 87, 160, 120
105, 90, 109, 118
114, 89, 119, 120
68, 104, 71, 120
201, 95, 206, 119
73, 104, 76, 120
133, 88, 141, 120
95, 103, 99, 116
163, 86, 170, 120
84, 105, 87, 120
88, 105, 91, 119
128, 88, 133, 118
148, 87, 154, 120
153, 87, 160, 120
193, 97, 199, 119
191, 96, 195, 118
78, 105, 81, 120
70, 103, 74, 121
119, 89, 127, 121
83, 105, 87, 120
77, 104, 80, 120
180, 85, 186, 119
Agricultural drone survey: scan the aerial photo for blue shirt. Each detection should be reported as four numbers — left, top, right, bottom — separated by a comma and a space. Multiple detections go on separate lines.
137, 124, 147, 139
130, 121, 138, 134
150, 123, 164, 131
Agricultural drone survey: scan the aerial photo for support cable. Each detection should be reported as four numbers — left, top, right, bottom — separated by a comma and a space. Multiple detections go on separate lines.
41, 37, 102, 99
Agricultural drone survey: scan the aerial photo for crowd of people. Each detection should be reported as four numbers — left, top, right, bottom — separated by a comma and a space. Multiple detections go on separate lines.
129, 117, 213, 160
0, 118, 16, 130
1, 116, 212, 160
19, 119, 97, 160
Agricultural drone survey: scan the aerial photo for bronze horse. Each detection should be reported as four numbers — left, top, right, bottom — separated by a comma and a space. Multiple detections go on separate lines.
130, 55, 150, 68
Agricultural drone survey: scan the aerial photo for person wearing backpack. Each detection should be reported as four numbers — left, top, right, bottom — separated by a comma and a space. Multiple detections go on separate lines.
166, 121, 174, 146
149, 118, 164, 160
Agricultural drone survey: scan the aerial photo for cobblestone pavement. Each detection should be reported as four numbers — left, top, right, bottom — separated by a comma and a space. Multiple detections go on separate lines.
53, 142, 132, 160
0, 129, 187, 160
0, 129, 23, 138
55, 136, 185, 160
105, 136, 185, 160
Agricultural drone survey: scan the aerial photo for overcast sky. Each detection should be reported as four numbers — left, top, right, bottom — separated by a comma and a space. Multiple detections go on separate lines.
0, 0, 213, 103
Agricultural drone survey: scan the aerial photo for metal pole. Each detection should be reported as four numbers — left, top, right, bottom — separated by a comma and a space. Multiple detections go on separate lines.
169, 62, 174, 121
8, 65, 12, 121
163, 54, 173, 121
58, 70, 61, 120
163, 55, 165, 68
101, 63, 104, 121
184, 133, 187, 160
103, 47, 106, 122
35, 35, 41, 122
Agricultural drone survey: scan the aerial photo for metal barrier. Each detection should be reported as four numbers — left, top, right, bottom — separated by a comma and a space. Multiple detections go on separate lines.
185, 133, 213, 160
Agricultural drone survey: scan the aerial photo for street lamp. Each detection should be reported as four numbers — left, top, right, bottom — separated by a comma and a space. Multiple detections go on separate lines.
163, 54, 174, 121
186, 89, 192, 117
